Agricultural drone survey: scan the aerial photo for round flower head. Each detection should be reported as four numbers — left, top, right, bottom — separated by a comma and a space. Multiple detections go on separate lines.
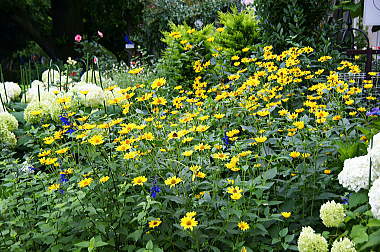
0, 82, 22, 101
368, 132, 380, 177
320, 200, 345, 227
331, 238, 356, 252
0, 112, 18, 131
0, 123, 17, 147
369, 178, 380, 219
338, 155, 374, 192
70, 83, 105, 107
297, 226, 328, 252
24, 98, 62, 124
41, 69, 61, 84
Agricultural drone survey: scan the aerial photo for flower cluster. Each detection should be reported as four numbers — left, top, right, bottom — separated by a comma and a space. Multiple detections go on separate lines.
0, 82, 21, 103
331, 238, 356, 252
369, 178, 380, 219
319, 201, 345, 227
297, 226, 328, 252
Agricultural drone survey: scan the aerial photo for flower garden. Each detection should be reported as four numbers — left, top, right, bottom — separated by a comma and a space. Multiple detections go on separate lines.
1, 4, 380, 252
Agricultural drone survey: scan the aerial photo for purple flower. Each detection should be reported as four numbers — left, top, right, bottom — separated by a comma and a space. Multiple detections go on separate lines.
366, 107, 380, 116
59, 115, 71, 126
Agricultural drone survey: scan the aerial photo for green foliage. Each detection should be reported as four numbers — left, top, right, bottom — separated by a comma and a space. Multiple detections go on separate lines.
216, 7, 260, 53
253, 0, 335, 51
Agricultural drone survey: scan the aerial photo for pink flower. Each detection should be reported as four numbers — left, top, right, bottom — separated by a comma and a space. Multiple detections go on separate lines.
93, 56, 98, 64
97, 31, 104, 38
74, 34, 82, 42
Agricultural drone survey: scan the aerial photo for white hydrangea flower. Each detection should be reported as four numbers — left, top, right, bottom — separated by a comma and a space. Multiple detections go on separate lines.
0, 82, 21, 101
24, 97, 62, 124
297, 226, 328, 252
80, 70, 101, 84
368, 132, 380, 177
0, 112, 18, 131
22, 86, 59, 103
369, 178, 380, 219
338, 155, 375, 192
31, 80, 47, 89
320, 201, 345, 227
0, 123, 17, 147
41, 69, 61, 84
70, 83, 105, 107
331, 238, 356, 252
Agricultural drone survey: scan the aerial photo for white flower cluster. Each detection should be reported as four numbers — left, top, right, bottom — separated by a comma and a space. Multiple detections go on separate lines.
297, 226, 328, 252
331, 238, 356, 252
0, 82, 21, 103
0, 112, 18, 147
41, 69, 73, 85
369, 178, 380, 219
24, 94, 63, 124
338, 155, 373, 192
320, 201, 345, 227
70, 83, 105, 107
80, 69, 112, 87
338, 132, 380, 192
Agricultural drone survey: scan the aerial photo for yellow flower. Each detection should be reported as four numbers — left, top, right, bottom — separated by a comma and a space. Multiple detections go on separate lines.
151, 78, 166, 89
255, 136, 267, 143
289, 151, 301, 158
55, 147, 69, 154
227, 186, 243, 194
132, 176, 147, 186
80, 90, 89, 95
151, 97, 167, 106
48, 184, 60, 191
180, 216, 198, 231
88, 135, 104, 145
42, 124, 50, 128
128, 67, 144, 74
99, 176, 110, 183
78, 178, 93, 188
38, 150, 51, 157
281, 212, 291, 218
182, 150, 194, 157
292, 121, 305, 130
212, 152, 230, 160
230, 193, 242, 200
216, 27, 225, 32
213, 113, 225, 119
164, 176, 183, 188
194, 143, 211, 151
237, 221, 250, 231
148, 219, 162, 228
31, 110, 43, 116
324, 169, 331, 175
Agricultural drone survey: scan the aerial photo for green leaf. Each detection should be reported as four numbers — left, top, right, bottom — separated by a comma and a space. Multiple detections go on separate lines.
128, 229, 143, 242
279, 228, 288, 237
359, 229, 380, 251
350, 225, 368, 244
349, 192, 368, 209
146, 240, 154, 250
75, 241, 90, 248
262, 168, 277, 180
367, 219, 380, 227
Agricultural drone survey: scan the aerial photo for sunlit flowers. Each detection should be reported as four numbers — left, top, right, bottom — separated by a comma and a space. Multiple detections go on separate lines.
289, 151, 301, 158
88, 135, 104, 145
132, 176, 147, 186
164, 176, 183, 188
227, 186, 243, 200
151, 78, 166, 89
180, 212, 198, 231
99, 176, 110, 183
78, 178, 93, 188
281, 212, 292, 218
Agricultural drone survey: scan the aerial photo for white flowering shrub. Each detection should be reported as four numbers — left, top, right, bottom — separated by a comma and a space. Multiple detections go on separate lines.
338, 155, 375, 192
297, 226, 328, 252
41, 69, 61, 84
0, 112, 18, 131
319, 201, 345, 227
368, 132, 380, 176
369, 178, 380, 219
0, 82, 21, 101
331, 238, 356, 252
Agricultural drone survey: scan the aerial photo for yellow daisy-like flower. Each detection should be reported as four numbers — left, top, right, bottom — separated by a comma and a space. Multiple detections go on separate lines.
88, 135, 104, 145
128, 67, 144, 74
230, 193, 242, 200
48, 184, 60, 191
38, 150, 51, 157
255, 136, 267, 143
164, 176, 183, 188
237, 221, 250, 231
281, 212, 292, 218
182, 150, 194, 157
151, 77, 166, 89
132, 176, 147, 186
78, 178, 93, 188
194, 143, 211, 151
148, 219, 162, 228
227, 186, 243, 194
289, 151, 301, 158
55, 147, 69, 154
151, 97, 167, 106
212, 152, 230, 160
180, 216, 198, 231
99, 176, 110, 183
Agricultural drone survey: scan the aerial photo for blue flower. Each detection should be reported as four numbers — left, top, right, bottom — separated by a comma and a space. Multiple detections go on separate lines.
59, 115, 71, 126
150, 185, 161, 198
366, 107, 380, 116
60, 174, 69, 183
66, 128, 75, 134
